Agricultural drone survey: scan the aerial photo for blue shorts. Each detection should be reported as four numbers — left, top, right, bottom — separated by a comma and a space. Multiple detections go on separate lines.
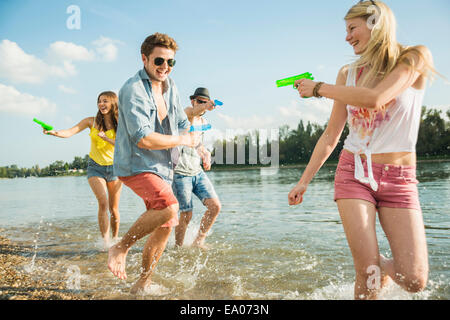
172, 171, 218, 212
86, 158, 118, 182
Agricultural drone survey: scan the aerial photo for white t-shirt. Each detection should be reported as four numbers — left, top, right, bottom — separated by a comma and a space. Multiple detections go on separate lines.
342, 65, 425, 191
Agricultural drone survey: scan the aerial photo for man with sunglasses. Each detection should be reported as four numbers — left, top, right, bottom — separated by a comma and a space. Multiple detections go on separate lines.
172, 88, 222, 249
109, 32, 199, 294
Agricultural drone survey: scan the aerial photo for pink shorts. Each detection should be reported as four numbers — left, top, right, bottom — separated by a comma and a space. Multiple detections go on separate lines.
119, 172, 179, 227
334, 150, 421, 211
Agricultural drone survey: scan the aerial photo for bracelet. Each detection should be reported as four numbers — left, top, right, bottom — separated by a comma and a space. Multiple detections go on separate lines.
313, 82, 324, 98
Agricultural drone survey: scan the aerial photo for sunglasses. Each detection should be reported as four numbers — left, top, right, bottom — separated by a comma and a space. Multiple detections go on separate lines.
154, 57, 176, 67
195, 99, 208, 104
359, 0, 377, 5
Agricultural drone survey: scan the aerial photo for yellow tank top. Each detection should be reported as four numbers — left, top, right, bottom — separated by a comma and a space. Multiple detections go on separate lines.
89, 126, 115, 166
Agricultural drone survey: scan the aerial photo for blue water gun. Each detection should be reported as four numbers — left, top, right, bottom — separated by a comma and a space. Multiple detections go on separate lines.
189, 123, 212, 132
214, 99, 223, 107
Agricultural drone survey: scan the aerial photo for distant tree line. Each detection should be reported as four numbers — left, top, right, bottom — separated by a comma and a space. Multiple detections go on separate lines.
1, 106, 449, 178
0, 155, 89, 178
212, 106, 450, 167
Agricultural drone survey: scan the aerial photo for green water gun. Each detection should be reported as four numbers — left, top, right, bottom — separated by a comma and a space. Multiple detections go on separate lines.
33, 118, 53, 132
276, 72, 314, 89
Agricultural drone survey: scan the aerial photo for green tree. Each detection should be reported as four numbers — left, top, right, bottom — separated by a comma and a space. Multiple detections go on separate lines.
417, 107, 448, 157
71, 156, 84, 169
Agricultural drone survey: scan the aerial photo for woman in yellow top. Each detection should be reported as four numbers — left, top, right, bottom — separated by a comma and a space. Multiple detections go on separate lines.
45, 91, 123, 249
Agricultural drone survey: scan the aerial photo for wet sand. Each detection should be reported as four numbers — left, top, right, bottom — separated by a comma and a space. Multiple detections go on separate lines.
0, 235, 89, 300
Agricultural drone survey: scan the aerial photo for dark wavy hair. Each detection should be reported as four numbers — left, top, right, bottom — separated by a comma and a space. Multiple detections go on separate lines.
94, 91, 118, 131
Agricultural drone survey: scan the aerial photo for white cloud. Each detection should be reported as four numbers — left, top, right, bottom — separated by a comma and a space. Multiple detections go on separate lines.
49, 41, 95, 61
58, 84, 77, 94
217, 113, 278, 130
210, 98, 334, 144
0, 40, 75, 84
92, 36, 123, 62
0, 37, 122, 85
49, 36, 123, 62
0, 83, 57, 116
278, 98, 333, 127
49, 37, 123, 63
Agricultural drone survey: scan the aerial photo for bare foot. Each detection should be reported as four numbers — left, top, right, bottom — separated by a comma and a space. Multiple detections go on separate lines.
130, 277, 151, 294
107, 244, 128, 280
102, 237, 111, 251
192, 240, 211, 250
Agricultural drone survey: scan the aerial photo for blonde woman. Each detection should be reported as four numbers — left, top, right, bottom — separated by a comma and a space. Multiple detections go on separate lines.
45, 91, 123, 249
288, 1, 436, 299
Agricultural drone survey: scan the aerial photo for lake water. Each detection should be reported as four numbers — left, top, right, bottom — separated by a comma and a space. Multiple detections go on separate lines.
0, 161, 448, 300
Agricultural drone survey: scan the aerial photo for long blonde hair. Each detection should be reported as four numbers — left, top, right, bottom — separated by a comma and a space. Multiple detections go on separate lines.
345, 1, 436, 87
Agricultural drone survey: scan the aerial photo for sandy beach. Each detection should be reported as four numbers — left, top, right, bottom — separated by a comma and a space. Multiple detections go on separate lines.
0, 235, 88, 300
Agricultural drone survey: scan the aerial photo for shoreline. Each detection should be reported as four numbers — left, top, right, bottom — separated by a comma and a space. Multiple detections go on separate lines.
0, 235, 88, 300
2, 157, 448, 178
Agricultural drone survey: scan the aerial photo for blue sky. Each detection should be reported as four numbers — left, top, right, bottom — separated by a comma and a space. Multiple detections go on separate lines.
1, 0, 449, 168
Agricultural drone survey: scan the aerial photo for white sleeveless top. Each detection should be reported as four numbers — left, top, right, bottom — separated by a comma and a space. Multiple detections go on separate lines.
342, 66, 425, 191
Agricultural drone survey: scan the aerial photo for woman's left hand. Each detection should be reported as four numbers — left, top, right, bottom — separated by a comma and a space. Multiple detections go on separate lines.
294, 79, 316, 98
97, 131, 107, 140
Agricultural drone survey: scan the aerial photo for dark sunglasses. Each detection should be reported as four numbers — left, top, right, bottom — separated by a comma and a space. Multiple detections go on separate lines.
196, 99, 208, 104
154, 57, 176, 67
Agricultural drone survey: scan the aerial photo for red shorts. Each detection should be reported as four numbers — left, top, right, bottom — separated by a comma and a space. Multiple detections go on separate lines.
334, 150, 421, 211
119, 172, 179, 227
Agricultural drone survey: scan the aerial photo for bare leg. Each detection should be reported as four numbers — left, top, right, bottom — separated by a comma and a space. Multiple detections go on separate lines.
175, 211, 192, 247
378, 207, 428, 293
107, 179, 123, 240
337, 199, 381, 300
88, 177, 110, 246
378, 253, 394, 289
130, 226, 172, 294
107, 203, 178, 280
193, 198, 221, 249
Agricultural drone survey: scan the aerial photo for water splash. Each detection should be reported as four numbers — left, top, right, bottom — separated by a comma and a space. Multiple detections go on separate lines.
173, 252, 209, 291
136, 283, 171, 296
306, 280, 436, 300
66, 265, 81, 290
24, 217, 43, 273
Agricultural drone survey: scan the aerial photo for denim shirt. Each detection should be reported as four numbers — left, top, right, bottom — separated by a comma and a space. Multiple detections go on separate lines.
113, 68, 190, 182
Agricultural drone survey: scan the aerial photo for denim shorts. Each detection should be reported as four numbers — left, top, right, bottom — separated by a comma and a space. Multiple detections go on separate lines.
172, 171, 218, 212
86, 158, 118, 182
